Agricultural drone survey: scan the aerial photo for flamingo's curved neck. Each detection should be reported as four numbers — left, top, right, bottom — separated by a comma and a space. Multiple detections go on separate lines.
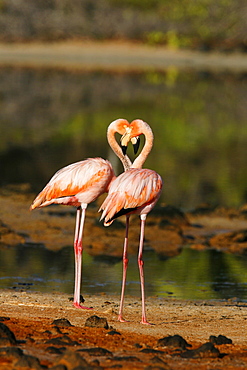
107, 124, 132, 171
131, 125, 154, 169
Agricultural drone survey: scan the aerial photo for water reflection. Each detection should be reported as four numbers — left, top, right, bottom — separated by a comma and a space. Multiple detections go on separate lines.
0, 67, 246, 209
1, 245, 247, 301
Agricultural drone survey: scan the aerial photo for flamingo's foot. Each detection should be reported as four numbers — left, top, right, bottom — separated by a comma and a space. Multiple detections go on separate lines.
117, 315, 129, 323
140, 318, 154, 325
73, 302, 93, 309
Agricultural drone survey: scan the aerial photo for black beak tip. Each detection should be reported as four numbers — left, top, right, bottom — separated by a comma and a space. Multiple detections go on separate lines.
121, 145, 127, 155
133, 137, 140, 154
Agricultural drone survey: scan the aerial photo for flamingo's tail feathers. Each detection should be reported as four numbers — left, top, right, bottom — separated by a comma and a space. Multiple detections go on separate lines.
30, 197, 43, 210
30, 187, 50, 210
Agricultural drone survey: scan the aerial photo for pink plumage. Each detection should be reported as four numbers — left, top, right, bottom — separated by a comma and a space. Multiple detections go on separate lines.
31, 158, 114, 209
30, 119, 133, 309
99, 119, 163, 324
100, 168, 162, 225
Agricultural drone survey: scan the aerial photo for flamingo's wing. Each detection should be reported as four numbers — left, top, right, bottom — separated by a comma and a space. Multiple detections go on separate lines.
100, 168, 162, 225
31, 158, 114, 209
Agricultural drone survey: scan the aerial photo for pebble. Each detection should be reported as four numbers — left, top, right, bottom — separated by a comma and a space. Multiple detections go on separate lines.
107, 330, 121, 336
157, 334, 191, 350
52, 318, 73, 327
181, 342, 220, 358
85, 315, 109, 329
209, 334, 232, 345
46, 346, 65, 354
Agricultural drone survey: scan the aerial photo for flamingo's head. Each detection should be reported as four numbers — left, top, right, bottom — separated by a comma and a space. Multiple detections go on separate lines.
120, 123, 140, 155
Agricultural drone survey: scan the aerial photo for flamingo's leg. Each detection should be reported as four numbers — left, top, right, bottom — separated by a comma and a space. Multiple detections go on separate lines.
138, 215, 152, 324
73, 206, 92, 309
118, 215, 130, 322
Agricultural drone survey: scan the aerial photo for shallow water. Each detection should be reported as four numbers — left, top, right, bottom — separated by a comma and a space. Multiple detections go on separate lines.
0, 67, 246, 209
1, 245, 247, 301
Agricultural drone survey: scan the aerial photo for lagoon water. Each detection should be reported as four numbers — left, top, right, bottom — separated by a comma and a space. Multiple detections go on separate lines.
0, 65, 247, 301
1, 244, 247, 301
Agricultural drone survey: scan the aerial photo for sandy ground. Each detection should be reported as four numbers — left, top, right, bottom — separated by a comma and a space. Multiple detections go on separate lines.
1, 290, 247, 344
0, 40, 247, 72
0, 291, 247, 369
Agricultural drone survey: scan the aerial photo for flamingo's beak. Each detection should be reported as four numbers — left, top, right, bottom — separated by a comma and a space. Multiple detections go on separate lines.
120, 127, 140, 155
131, 136, 140, 154
120, 129, 131, 155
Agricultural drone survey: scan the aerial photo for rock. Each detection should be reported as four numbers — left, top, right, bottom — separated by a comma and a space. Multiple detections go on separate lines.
78, 347, 113, 356
52, 318, 73, 327
85, 315, 109, 329
134, 343, 142, 349
209, 335, 232, 345
15, 354, 43, 369
55, 349, 88, 369
0, 317, 10, 322
46, 335, 79, 346
157, 334, 191, 350
46, 346, 65, 354
107, 330, 121, 335
0, 346, 23, 360
181, 342, 220, 358
209, 230, 247, 254
0, 322, 17, 345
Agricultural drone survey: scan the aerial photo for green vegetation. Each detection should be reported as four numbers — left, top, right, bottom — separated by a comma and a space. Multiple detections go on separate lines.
110, 0, 245, 50
145, 30, 192, 49
0, 0, 246, 51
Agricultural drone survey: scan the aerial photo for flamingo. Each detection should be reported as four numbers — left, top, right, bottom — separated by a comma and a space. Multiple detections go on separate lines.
100, 119, 163, 324
30, 118, 134, 309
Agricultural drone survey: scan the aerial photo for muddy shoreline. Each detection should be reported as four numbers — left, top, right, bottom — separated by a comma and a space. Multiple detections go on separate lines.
1, 186, 247, 256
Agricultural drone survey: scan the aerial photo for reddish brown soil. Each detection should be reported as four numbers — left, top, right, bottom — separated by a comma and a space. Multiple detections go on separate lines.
0, 291, 247, 369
